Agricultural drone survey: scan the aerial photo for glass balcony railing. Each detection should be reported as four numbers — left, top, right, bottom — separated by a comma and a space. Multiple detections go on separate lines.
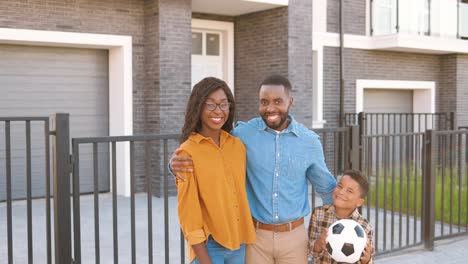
461, 1, 468, 39
371, 0, 468, 40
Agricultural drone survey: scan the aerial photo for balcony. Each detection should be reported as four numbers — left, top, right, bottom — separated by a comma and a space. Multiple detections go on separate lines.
371, 0, 468, 40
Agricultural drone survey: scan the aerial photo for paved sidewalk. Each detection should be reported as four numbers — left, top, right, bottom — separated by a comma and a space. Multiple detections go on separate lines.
376, 235, 468, 263
2, 193, 466, 263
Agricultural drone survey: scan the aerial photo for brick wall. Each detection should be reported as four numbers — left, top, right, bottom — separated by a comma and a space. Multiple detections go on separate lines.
288, 0, 314, 126
154, 0, 191, 196
327, 0, 366, 35
234, 7, 289, 121
323, 47, 442, 127
439, 55, 457, 114
0, 0, 191, 195
158, 0, 191, 135
0, 0, 147, 132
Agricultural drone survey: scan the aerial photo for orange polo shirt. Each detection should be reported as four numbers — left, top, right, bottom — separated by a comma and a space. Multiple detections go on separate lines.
176, 131, 256, 262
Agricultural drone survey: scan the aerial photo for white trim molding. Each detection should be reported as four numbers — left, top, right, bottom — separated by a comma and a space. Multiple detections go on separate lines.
244, 0, 288, 4
192, 19, 234, 91
312, 48, 326, 128
312, 0, 327, 33
0, 27, 133, 197
365, 0, 371, 36
313, 32, 468, 54
355, 79, 435, 114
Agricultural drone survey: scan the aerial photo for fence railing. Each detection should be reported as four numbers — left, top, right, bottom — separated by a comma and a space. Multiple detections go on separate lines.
430, 129, 468, 241
345, 112, 456, 135
370, 0, 468, 40
360, 131, 426, 254
71, 131, 181, 263
0, 117, 52, 264
2, 113, 468, 263
357, 128, 468, 255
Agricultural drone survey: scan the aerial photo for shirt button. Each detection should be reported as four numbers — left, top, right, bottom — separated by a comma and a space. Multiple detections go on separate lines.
275, 215, 279, 219
274, 193, 278, 197
277, 153, 279, 157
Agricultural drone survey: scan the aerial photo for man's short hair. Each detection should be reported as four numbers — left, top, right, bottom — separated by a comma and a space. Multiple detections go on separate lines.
259, 74, 292, 94
342, 169, 370, 198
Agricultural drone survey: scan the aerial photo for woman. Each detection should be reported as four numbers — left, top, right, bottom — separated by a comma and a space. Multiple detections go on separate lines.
177, 77, 255, 264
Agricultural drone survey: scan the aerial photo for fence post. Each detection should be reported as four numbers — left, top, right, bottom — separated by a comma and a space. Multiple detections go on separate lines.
349, 125, 360, 170
358, 112, 365, 135
51, 113, 72, 263
423, 129, 436, 251
449, 112, 457, 130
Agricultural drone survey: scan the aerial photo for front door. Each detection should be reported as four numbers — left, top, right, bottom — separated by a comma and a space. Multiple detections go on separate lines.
191, 30, 223, 87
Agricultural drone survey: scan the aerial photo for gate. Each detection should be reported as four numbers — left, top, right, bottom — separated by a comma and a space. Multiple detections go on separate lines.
70, 133, 182, 264
355, 123, 467, 255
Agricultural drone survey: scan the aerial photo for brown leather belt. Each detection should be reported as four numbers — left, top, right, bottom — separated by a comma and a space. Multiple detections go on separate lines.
253, 218, 304, 232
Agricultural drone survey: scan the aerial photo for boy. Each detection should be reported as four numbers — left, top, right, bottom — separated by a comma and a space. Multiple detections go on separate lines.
308, 169, 374, 264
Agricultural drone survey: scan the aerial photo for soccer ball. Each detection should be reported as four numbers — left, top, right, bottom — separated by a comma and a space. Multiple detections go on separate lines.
325, 219, 367, 263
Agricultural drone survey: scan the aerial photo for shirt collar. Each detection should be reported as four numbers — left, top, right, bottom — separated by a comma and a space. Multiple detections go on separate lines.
326, 205, 361, 221
190, 130, 232, 145
257, 115, 300, 136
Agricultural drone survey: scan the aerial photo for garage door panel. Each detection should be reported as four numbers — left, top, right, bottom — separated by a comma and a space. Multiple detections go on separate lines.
0, 44, 109, 200
364, 89, 413, 113
0, 98, 108, 110
0, 48, 108, 77
363, 89, 414, 135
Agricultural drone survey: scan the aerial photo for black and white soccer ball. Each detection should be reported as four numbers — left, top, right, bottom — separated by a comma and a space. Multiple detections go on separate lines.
325, 219, 367, 263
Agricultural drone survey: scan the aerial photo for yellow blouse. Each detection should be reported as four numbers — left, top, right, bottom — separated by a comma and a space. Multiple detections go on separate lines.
176, 131, 256, 262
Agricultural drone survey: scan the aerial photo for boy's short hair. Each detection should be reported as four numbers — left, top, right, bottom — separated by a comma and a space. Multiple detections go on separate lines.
342, 169, 369, 198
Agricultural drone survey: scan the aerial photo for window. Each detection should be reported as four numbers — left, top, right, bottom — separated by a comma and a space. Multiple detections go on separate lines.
192, 32, 203, 55
191, 31, 221, 56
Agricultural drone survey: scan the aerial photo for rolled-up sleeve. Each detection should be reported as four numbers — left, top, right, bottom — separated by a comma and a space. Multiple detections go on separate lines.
176, 151, 206, 246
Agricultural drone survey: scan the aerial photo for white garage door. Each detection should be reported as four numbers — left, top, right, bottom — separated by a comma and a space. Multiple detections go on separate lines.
364, 89, 413, 134
364, 89, 413, 113
0, 44, 109, 200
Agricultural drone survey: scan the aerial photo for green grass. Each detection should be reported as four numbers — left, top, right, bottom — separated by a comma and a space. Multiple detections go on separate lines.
367, 167, 468, 226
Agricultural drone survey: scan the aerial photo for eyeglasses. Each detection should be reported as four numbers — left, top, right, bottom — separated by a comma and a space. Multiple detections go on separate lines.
205, 102, 230, 111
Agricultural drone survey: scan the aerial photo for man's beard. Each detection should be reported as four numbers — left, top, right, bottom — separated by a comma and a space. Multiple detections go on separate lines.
262, 113, 289, 130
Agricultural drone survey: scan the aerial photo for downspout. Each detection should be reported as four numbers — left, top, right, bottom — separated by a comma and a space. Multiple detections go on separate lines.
339, 0, 345, 127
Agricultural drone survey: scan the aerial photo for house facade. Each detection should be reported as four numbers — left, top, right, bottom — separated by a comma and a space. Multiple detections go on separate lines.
0, 0, 312, 198
1, 0, 468, 198
317, 0, 468, 128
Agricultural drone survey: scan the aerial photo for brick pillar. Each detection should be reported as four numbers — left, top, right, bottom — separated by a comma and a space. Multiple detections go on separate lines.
439, 55, 457, 114
159, 0, 192, 134
235, 7, 289, 121
143, 0, 191, 196
288, 0, 313, 126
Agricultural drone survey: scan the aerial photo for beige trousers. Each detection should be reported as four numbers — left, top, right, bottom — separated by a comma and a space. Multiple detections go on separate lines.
245, 225, 308, 264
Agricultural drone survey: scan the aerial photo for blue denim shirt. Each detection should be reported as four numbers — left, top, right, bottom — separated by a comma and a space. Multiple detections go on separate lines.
232, 116, 336, 224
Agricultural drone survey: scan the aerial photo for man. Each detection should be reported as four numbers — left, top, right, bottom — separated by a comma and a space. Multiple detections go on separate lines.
171, 75, 337, 264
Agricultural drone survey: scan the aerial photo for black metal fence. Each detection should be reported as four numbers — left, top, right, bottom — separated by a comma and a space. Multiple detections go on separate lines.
0, 117, 52, 264
345, 112, 456, 135
430, 129, 468, 241
360, 131, 426, 254
1, 113, 468, 263
313, 126, 353, 176
71, 133, 181, 264
357, 129, 467, 255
